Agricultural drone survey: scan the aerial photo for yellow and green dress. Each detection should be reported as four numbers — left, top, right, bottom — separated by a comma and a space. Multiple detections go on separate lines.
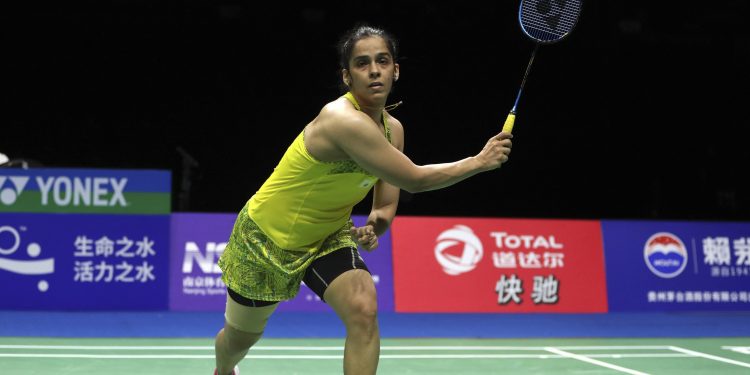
218, 92, 392, 301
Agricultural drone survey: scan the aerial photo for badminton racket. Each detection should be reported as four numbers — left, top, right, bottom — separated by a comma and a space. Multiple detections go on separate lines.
502, 0, 583, 133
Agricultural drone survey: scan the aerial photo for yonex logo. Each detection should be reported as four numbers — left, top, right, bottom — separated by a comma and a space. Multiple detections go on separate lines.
0, 226, 54, 292
535, 0, 568, 30
0, 176, 30, 205
434, 225, 483, 276
0, 175, 129, 207
36, 177, 128, 207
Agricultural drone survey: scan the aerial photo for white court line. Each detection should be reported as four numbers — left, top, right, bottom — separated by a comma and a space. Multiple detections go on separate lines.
0, 344, 674, 351
0, 354, 217, 359
0, 345, 551, 351
722, 346, 750, 355
669, 346, 750, 369
556, 346, 671, 350
545, 347, 650, 375
588, 354, 688, 359
0, 353, 691, 360
0, 345, 215, 351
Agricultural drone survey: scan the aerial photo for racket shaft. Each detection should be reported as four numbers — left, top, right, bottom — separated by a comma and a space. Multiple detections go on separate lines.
502, 112, 516, 133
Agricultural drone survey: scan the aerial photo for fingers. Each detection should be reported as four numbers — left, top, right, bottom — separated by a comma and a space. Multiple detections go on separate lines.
485, 133, 513, 169
359, 233, 378, 251
363, 236, 378, 251
499, 139, 512, 151
489, 139, 512, 155
350, 226, 374, 236
489, 133, 513, 152
492, 132, 514, 141
351, 225, 377, 250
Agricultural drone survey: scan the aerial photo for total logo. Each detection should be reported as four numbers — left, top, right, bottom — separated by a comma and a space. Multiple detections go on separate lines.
434, 225, 483, 276
0, 176, 29, 205
644, 232, 688, 278
0, 226, 55, 292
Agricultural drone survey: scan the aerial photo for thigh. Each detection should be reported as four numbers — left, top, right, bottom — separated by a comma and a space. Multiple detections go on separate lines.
302, 247, 370, 302
224, 288, 279, 334
323, 268, 377, 313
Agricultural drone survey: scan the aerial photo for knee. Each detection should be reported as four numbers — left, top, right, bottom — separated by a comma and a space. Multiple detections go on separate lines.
344, 294, 378, 332
222, 324, 263, 349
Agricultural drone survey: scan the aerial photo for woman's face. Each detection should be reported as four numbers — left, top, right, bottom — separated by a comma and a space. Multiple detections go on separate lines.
344, 36, 399, 101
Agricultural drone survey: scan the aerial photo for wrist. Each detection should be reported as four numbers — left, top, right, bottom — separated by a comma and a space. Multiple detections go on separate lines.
468, 156, 487, 173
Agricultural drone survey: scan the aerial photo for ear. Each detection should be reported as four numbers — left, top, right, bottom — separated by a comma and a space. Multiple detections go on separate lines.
342, 69, 351, 86
393, 63, 400, 81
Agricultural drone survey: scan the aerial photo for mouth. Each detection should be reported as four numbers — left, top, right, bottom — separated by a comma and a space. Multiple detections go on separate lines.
368, 82, 384, 88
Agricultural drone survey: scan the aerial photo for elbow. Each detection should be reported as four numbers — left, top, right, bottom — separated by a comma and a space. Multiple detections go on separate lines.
403, 177, 428, 194
394, 166, 430, 193
403, 185, 421, 194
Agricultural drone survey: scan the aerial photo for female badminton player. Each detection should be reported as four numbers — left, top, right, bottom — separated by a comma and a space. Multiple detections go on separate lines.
213, 24, 513, 375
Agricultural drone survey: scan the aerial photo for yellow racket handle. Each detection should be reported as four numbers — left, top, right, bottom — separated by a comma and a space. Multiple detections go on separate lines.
502, 112, 516, 134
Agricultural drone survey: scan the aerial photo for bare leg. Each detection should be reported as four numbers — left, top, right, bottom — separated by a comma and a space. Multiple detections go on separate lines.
215, 297, 278, 375
214, 323, 263, 375
324, 269, 380, 375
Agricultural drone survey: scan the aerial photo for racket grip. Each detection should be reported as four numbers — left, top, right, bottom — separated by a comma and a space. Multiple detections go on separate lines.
502, 113, 516, 134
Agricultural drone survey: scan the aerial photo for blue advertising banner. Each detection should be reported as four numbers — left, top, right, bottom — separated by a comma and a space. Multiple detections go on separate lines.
168, 213, 235, 311
0, 213, 170, 310
603, 220, 750, 311
0, 168, 171, 214
169, 213, 395, 312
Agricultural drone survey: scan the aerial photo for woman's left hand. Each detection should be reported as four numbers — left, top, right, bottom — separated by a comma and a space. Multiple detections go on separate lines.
350, 225, 379, 251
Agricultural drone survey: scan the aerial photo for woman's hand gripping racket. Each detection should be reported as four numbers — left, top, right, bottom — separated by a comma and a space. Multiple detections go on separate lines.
502, 0, 583, 134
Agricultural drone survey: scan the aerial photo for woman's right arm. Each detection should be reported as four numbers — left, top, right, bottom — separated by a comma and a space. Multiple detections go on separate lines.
325, 112, 512, 193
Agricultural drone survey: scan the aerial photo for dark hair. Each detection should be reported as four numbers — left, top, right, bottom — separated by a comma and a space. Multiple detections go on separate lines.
337, 24, 398, 71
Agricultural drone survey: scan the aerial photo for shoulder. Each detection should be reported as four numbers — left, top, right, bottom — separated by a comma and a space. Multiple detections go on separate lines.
385, 112, 405, 151
317, 97, 371, 131
385, 112, 404, 134
315, 97, 380, 141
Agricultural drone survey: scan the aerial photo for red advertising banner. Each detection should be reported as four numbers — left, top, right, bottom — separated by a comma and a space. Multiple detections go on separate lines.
392, 216, 608, 313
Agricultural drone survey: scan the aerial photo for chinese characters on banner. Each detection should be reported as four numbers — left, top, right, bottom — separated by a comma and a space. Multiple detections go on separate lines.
703, 236, 750, 277
73, 235, 157, 283
603, 221, 750, 311
496, 274, 560, 305
0, 213, 169, 310
391, 217, 608, 313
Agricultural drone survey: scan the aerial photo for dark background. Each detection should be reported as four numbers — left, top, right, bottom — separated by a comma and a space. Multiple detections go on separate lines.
3, 1, 749, 220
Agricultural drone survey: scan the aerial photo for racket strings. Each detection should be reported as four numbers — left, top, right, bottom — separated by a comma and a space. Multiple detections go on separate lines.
520, 0, 582, 42
522, 14, 579, 34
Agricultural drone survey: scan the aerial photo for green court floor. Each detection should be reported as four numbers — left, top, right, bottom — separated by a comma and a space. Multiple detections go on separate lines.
2, 337, 750, 374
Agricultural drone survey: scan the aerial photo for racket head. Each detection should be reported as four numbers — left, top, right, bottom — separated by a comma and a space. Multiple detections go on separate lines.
519, 0, 582, 44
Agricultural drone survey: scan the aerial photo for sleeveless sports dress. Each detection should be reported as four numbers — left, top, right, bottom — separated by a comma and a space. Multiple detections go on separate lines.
218, 92, 392, 301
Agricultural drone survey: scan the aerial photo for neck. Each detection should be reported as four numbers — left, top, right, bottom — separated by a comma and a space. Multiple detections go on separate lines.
350, 92, 385, 123
359, 103, 383, 124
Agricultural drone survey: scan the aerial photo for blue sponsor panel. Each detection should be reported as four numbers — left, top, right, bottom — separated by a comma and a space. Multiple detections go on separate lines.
169, 213, 395, 312
0, 213, 169, 310
603, 220, 750, 311
0, 168, 170, 192
169, 213, 236, 311
0, 168, 171, 214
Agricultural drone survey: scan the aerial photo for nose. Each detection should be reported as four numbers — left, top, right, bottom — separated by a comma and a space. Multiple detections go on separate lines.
368, 62, 381, 78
